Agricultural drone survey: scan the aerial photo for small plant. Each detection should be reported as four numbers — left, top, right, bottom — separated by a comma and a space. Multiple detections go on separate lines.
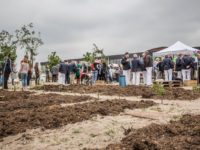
152, 83, 165, 104
90, 133, 98, 138
72, 129, 81, 134
105, 128, 115, 137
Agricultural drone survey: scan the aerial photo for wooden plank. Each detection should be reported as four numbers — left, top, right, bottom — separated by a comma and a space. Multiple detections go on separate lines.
183, 80, 197, 86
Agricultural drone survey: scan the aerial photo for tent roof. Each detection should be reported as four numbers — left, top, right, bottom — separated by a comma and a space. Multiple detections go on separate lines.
154, 41, 198, 56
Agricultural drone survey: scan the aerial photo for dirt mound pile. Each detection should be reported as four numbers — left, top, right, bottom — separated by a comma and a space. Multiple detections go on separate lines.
37, 85, 200, 100
106, 114, 200, 150
0, 91, 95, 112
0, 98, 155, 138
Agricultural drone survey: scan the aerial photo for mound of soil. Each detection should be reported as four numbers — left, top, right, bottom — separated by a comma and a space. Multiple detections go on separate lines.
0, 99, 155, 138
105, 114, 200, 150
36, 85, 200, 100
0, 90, 95, 112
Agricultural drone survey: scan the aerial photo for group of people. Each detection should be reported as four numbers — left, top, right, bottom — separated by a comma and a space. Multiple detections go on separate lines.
50, 59, 116, 86
121, 51, 198, 86
0, 54, 40, 91
121, 52, 153, 86
0, 51, 198, 90
154, 53, 196, 81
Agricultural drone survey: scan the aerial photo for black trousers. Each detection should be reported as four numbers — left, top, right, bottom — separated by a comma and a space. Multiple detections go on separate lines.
27, 75, 31, 86
52, 74, 57, 82
3, 72, 10, 89
65, 73, 70, 84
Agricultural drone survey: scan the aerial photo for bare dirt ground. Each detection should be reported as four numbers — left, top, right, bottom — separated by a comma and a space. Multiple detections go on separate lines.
34, 84, 200, 100
0, 88, 200, 150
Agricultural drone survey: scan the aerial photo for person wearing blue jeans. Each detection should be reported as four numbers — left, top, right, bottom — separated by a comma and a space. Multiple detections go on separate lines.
19, 56, 29, 91
92, 70, 98, 84
21, 73, 28, 88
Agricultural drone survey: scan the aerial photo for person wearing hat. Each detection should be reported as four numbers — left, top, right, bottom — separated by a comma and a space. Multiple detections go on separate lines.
163, 55, 173, 81
121, 52, 131, 85
175, 54, 183, 79
131, 54, 142, 85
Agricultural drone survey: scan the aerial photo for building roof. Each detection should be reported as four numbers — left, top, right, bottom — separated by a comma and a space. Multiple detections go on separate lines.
146, 47, 167, 55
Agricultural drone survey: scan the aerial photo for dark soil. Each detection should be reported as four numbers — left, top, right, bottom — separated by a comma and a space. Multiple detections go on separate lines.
105, 114, 200, 150
0, 90, 155, 138
35, 85, 200, 100
0, 90, 95, 112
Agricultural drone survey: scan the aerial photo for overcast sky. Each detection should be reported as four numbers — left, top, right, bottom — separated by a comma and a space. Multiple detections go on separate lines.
0, 0, 200, 63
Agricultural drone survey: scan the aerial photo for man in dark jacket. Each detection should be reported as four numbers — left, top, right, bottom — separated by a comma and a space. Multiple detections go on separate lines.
3, 54, 12, 89
69, 61, 77, 84
64, 60, 70, 84
175, 54, 182, 79
156, 58, 164, 79
143, 51, 153, 86
181, 54, 193, 81
58, 61, 67, 85
131, 54, 142, 85
163, 55, 173, 81
121, 52, 131, 85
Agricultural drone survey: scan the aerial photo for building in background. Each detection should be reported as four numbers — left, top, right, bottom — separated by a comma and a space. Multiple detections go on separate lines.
40, 47, 166, 71
40, 46, 200, 72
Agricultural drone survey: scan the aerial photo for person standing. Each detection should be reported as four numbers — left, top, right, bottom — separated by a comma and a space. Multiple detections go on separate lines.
45, 65, 50, 82
131, 54, 142, 85
51, 65, 59, 82
163, 55, 173, 81
19, 56, 29, 91
58, 61, 67, 85
143, 51, 153, 86
121, 52, 131, 85
153, 58, 160, 80
64, 61, 70, 84
91, 59, 100, 85
175, 54, 182, 79
27, 64, 32, 87
34, 62, 40, 85
75, 61, 82, 84
156, 58, 164, 79
107, 64, 113, 83
3, 54, 12, 89
182, 54, 193, 81
70, 61, 77, 84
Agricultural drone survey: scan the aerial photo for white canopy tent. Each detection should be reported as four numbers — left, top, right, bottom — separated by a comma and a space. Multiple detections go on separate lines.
153, 41, 199, 57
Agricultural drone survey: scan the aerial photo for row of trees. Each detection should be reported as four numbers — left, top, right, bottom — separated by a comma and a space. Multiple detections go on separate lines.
47, 43, 107, 70
83, 43, 107, 63
0, 23, 43, 65
1, 23, 107, 70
